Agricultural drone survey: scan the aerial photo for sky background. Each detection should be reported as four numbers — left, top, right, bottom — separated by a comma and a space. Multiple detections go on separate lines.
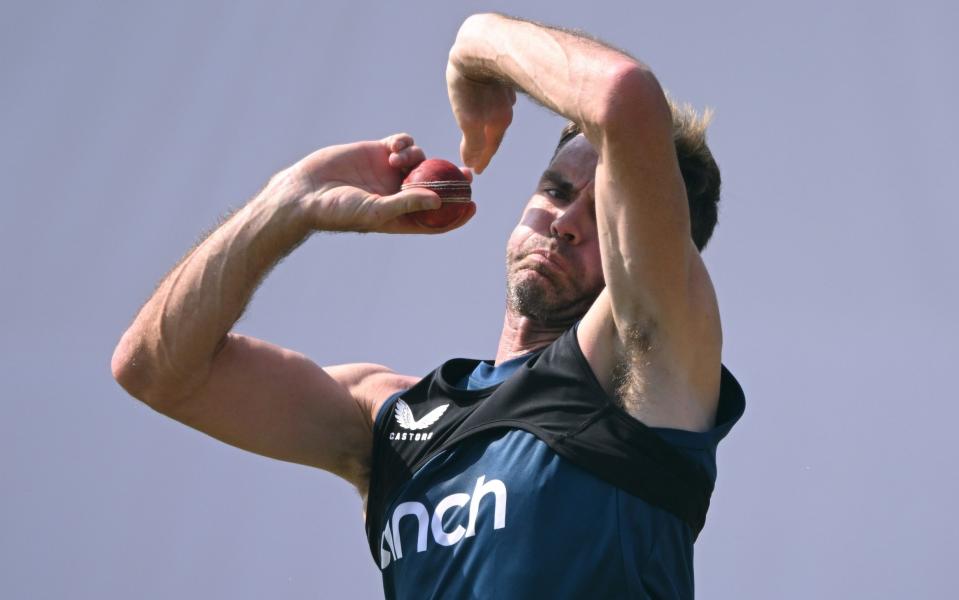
2, 0, 957, 598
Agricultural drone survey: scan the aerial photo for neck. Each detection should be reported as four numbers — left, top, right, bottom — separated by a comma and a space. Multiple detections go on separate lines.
494, 306, 576, 365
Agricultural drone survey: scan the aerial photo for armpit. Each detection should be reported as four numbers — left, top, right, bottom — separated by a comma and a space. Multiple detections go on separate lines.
611, 319, 657, 414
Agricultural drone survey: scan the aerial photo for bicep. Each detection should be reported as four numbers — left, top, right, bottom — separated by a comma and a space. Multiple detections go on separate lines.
595, 140, 720, 369
586, 72, 722, 426
155, 333, 401, 489
592, 93, 696, 335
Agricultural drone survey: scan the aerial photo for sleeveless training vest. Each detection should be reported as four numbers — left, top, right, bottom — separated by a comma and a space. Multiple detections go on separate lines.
365, 323, 746, 563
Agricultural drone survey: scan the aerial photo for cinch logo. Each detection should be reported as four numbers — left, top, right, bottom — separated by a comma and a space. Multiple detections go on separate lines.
389, 400, 449, 442
379, 475, 507, 570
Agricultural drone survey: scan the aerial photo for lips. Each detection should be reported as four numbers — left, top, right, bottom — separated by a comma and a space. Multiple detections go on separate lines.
526, 248, 567, 273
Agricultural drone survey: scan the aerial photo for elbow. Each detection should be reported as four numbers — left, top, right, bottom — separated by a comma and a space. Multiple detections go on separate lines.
111, 332, 138, 391
111, 331, 222, 412
587, 61, 671, 144
110, 331, 180, 409
110, 334, 154, 404
111, 348, 187, 413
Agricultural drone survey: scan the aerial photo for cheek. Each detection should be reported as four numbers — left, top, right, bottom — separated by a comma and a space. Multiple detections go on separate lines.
518, 203, 555, 231
507, 218, 544, 254
505, 228, 529, 261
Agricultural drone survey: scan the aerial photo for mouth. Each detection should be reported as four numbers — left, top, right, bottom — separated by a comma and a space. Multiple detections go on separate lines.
516, 251, 567, 288
527, 249, 567, 273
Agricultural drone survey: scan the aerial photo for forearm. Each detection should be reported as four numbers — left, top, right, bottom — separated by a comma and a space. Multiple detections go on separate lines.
111, 170, 313, 404
450, 13, 661, 138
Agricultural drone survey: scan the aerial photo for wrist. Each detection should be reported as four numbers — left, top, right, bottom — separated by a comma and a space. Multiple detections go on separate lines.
254, 168, 317, 237
451, 13, 505, 82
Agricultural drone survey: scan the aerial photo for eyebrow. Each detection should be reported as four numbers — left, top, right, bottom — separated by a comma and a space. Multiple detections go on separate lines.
539, 170, 574, 195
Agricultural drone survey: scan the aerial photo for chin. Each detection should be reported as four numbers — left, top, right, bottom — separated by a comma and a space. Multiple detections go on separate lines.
507, 275, 568, 321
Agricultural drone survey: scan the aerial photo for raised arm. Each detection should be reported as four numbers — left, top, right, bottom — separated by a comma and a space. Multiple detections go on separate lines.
110, 134, 470, 492
448, 14, 721, 429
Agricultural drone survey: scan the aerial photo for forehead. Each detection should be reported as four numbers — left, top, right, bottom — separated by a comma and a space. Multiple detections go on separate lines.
548, 134, 598, 183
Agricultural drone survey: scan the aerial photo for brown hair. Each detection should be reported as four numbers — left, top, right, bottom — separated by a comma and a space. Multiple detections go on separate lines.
553, 98, 721, 251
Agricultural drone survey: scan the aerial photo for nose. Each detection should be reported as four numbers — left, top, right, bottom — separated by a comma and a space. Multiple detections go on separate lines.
550, 221, 575, 244
549, 201, 591, 245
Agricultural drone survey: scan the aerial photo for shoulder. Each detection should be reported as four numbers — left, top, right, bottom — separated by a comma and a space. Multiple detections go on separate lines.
323, 363, 419, 430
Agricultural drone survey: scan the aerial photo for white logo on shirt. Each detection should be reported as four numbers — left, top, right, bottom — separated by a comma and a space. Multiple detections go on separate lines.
379, 475, 508, 570
394, 399, 449, 431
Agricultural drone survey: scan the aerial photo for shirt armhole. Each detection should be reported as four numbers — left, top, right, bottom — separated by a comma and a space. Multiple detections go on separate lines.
373, 389, 405, 434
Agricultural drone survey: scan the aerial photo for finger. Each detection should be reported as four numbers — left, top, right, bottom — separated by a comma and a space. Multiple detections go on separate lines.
463, 114, 509, 174
444, 200, 477, 231
475, 127, 500, 173
459, 167, 474, 182
388, 144, 427, 170
456, 200, 477, 226
381, 132, 414, 153
458, 115, 489, 171
470, 136, 495, 174
460, 132, 487, 173
480, 125, 507, 171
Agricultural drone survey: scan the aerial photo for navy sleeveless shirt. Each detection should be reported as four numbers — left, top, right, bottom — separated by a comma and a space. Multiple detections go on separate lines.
366, 321, 745, 599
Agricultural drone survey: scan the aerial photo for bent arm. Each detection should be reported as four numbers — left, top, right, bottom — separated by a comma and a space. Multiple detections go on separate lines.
450, 15, 721, 428
451, 14, 711, 359
162, 333, 412, 490
449, 14, 642, 147
110, 135, 442, 489
110, 171, 312, 406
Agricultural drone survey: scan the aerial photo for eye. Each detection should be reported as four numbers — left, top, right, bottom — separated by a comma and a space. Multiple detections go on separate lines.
542, 187, 569, 202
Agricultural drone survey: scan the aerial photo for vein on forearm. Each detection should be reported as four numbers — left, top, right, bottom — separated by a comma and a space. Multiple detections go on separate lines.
140, 191, 309, 392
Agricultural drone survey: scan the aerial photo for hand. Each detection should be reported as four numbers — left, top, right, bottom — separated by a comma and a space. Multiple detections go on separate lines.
446, 59, 516, 174
289, 133, 475, 234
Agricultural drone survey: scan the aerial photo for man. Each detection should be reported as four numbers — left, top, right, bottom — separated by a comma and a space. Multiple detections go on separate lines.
111, 13, 744, 599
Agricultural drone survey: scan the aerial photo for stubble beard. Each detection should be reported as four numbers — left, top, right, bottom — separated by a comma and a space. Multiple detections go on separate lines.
505, 252, 600, 324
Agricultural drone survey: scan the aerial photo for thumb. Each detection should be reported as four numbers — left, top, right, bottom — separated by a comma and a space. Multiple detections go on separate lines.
377, 187, 441, 220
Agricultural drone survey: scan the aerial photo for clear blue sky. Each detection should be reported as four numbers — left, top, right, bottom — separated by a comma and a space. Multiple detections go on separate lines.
2, 1, 956, 598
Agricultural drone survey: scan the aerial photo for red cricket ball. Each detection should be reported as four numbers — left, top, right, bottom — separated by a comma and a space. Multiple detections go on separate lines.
402, 158, 473, 228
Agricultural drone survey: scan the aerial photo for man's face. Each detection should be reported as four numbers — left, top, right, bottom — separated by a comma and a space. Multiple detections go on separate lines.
505, 134, 605, 323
